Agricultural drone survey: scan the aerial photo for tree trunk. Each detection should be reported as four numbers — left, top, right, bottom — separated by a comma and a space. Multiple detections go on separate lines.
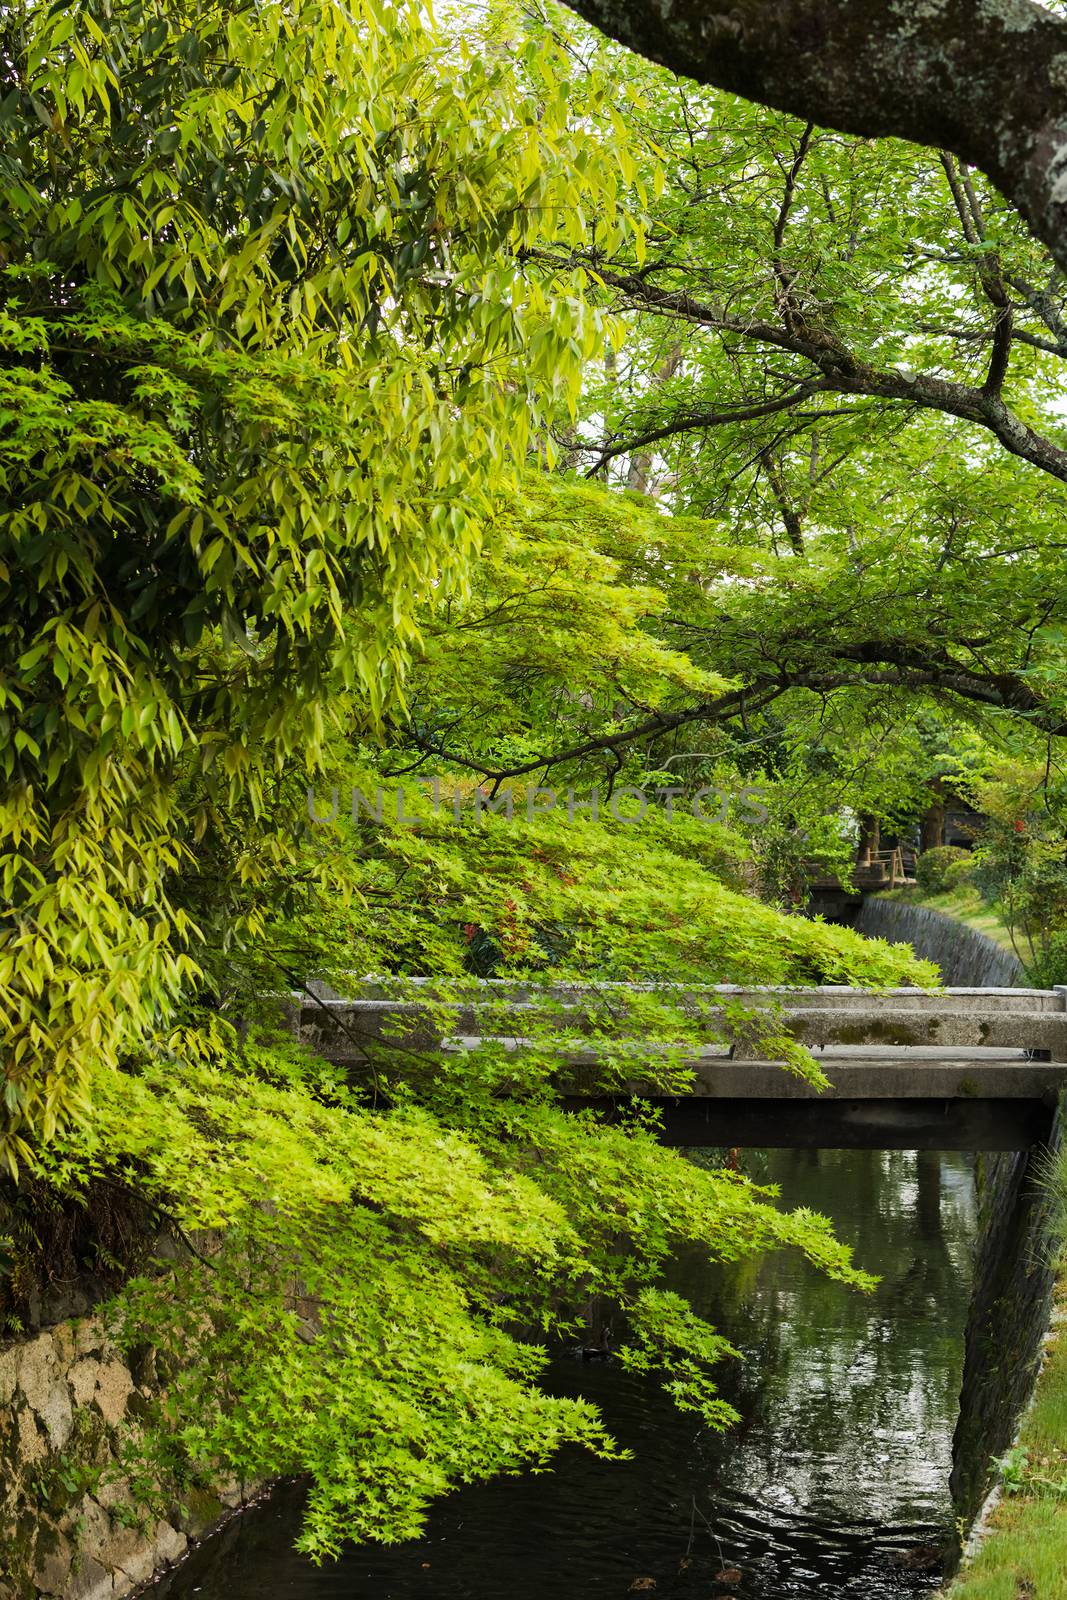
921, 787, 945, 854
856, 814, 880, 867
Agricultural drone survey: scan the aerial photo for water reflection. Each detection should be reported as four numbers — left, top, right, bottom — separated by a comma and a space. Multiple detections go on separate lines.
148, 1149, 976, 1600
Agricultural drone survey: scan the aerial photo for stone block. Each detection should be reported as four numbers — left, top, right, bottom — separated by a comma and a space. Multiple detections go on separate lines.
32, 1527, 72, 1596
70, 1358, 103, 1409
51, 1323, 77, 1367
94, 1476, 131, 1513
82, 1510, 143, 1576
0, 1346, 17, 1406
93, 1361, 134, 1427
76, 1497, 114, 1566
37, 1379, 74, 1451
75, 1321, 104, 1358
16, 1406, 47, 1466
16, 1335, 57, 1414
153, 1521, 188, 1566
115, 1545, 157, 1588
66, 1554, 113, 1600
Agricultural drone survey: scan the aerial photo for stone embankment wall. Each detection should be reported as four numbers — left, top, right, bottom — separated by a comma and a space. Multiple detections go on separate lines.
854, 896, 1061, 1569
853, 899, 1024, 987
948, 1120, 1063, 1560
0, 1317, 250, 1600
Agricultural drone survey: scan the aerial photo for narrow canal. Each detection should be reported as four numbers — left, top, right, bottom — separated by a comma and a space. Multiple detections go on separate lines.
147, 1147, 977, 1599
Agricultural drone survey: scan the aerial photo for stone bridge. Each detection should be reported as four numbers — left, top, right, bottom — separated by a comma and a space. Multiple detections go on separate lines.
295, 982, 1067, 1151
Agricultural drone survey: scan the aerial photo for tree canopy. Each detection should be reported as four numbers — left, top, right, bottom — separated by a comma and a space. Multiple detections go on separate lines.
5, 0, 1067, 1574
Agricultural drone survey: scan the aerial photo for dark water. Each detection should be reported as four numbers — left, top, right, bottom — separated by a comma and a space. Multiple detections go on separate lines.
147, 1149, 977, 1600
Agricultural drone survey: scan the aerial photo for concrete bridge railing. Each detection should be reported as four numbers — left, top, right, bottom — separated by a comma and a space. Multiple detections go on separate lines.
292, 982, 1067, 1151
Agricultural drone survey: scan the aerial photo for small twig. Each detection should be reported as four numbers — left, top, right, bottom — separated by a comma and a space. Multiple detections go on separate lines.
689, 1495, 727, 1569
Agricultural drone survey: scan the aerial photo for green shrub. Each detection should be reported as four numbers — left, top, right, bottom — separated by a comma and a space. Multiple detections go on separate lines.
942, 852, 976, 890
1026, 930, 1067, 990
916, 845, 972, 894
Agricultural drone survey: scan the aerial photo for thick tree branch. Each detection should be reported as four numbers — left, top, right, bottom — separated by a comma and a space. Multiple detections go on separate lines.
827, 639, 1066, 727
585, 379, 832, 475
543, 254, 1067, 484
984, 302, 1015, 395
761, 451, 805, 556
404, 682, 786, 782
937, 151, 1014, 393
562, 0, 1067, 273
1005, 269, 1067, 351
773, 123, 817, 342
405, 643, 1067, 784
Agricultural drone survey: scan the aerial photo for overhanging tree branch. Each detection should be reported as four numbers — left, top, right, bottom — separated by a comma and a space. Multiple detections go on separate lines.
562, 0, 1067, 274
583, 379, 832, 475
404, 682, 787, 782
404, 647, 1067, 784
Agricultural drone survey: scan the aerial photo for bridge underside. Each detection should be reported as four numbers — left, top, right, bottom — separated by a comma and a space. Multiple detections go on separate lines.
562, 1094, 1059, 1151
563, 1042, 1067, 1150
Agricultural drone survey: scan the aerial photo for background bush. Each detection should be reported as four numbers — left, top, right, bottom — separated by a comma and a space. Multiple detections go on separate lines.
915, 845, 972, 894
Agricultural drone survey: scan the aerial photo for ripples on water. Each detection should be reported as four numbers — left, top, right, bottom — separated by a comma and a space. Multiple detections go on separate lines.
147, 1149, 977, 1600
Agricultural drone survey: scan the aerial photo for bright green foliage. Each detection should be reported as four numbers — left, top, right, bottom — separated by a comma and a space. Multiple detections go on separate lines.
0, 0, 635, 1159
173, 468, 937, 1037
38, 1015, 879, 1558
26, 608, 933, 1559
50, 556, 929, 1555
387, 472, 1001, 898
949, 760, 1067, 983
295, 767, 935, 999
